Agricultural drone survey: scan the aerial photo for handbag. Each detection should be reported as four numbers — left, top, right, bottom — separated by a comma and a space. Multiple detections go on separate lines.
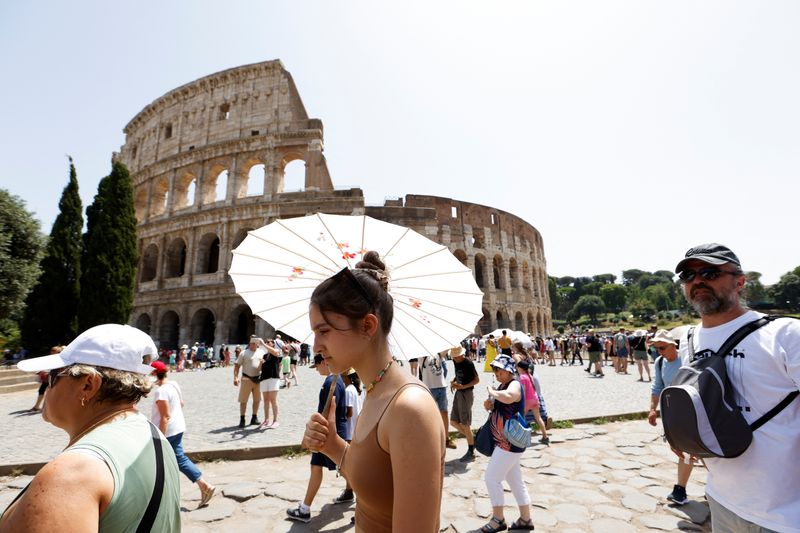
474, 416, 495, 456
504, 411, 532, 449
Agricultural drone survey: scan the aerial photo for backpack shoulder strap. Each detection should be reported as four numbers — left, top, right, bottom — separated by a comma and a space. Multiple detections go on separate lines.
716, 315, 777, 359
687, 327, 696, 358
136, 422, 166, 533
750, 391, 800, 431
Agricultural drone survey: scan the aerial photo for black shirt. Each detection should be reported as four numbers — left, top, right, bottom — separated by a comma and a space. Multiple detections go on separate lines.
259, 353, 281, 380
586, 335, 602, 352
453, 358, 478, 390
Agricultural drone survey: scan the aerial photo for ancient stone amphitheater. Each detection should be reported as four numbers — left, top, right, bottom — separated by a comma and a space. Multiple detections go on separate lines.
116, 60, 551, 349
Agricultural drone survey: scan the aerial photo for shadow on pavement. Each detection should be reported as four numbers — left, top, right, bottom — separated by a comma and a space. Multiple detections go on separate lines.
286, 501, 354, 532
10, 409, 41, 417
209, 425, 263, 439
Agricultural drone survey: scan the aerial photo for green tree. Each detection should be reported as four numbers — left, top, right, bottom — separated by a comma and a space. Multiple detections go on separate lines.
0, 190, 44, 322
592, 273, 617, 284
557, 276, 575, 288
622, 269, 646, 286
642, 284, 673, 311
78, 162, 139, 331
599, 284, 627, 313
22, 158, 83, 354
629, 298, 657, 319
742, 271, 768, 305
582, 281, 604, 296
769, 272, 800, 311
569, 295, 606, 323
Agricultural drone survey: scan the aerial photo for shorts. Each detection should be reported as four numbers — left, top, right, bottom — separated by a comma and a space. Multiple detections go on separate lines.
450, 388, 474, 425
259, 378, 281, 392
616, 348, 628, 358
238, 377, 260, 403
588, 351, 601, 364
310, 451, 336, 471
633, 350, 649, 361
500, 347, 512, 356
430, 386, 448, 412
38, 382, 48, 395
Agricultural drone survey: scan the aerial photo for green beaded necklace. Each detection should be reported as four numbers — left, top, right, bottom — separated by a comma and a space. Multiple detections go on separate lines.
365, 358, 394, 394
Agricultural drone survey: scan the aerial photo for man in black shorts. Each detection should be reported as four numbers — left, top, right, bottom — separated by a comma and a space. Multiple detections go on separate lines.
449, 346, 480, 462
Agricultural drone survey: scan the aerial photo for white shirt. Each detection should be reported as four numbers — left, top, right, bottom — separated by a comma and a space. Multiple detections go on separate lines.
419, 355, 447, 389
344, 384, 363, 441
150, 381, 186, 438
679, 311, 800, 533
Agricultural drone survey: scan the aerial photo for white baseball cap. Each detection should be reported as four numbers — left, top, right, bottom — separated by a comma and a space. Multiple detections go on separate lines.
17, 324, 156, 374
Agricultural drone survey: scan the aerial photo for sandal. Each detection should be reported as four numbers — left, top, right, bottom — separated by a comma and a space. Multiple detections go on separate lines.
510, 517, 534, 530
480, 516, 507, 532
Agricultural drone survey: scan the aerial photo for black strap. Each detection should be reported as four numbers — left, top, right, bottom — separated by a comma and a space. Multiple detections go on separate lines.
751, 390, 800, 431
136, 422, 165, 533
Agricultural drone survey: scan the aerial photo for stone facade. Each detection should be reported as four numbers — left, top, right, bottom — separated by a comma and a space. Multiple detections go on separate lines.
116, 60, 551, 349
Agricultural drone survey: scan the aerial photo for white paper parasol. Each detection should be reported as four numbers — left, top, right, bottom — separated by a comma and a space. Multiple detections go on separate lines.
228, 213, 484, 360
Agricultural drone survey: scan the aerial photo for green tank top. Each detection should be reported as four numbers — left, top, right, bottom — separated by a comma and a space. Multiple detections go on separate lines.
69, 412, 181, 532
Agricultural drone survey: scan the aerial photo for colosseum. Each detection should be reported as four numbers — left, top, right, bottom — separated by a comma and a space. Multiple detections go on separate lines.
115, 60, 552, 349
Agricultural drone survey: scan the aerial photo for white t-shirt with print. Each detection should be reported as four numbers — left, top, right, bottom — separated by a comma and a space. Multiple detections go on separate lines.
150, 381, 186, 438
679, 311, 800, 533
419, 355, 447, 390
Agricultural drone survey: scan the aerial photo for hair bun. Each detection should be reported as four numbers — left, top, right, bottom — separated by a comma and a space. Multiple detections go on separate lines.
356, 250, 386, 272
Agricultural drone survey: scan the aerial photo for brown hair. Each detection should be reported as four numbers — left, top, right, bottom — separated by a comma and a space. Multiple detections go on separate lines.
311, 251, 394, 336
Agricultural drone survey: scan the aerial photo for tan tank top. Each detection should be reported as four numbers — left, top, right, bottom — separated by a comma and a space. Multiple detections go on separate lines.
346, 382, 443, 532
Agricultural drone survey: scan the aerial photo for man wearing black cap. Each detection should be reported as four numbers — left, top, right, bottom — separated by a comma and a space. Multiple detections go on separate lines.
674, 243, 800, 532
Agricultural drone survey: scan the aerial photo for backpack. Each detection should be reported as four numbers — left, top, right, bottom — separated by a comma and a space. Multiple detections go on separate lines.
614, 333, 627, 349
660, 315, 799, 458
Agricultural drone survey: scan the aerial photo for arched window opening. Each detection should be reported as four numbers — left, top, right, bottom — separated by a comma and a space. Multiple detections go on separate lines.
135, 314, 152, 335
134, 187, 147, 222
453, 249, 467, 266
141, 244, 159, 282
186, 179, 196, 207
196, 233, 220, 274
480, 308, 491, 334
152, 178, 169, 216
509, 258, 519, 289
281, 159, 305, 192
527, 312, 535, 334
214, 170, 228, 202
228, 305, 254, 344
247, 164, 265, 196
515, 312, 524, 332
522, 262, 530, 290
191, 308, 216, 346
159, 311, 180, 350
165, 238, 187, 278
493, 256, 504, 290
474, 254, 487, 289
232, 228, 254, 250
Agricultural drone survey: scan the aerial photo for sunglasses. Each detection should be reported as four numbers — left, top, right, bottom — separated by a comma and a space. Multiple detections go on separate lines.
655, 345, 672, 352
331, 267, 374, 307
48, 367, 69, 388
678, 267, 741, 283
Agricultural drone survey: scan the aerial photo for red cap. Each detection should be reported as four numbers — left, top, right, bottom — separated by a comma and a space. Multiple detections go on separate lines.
150, 360, 168, 373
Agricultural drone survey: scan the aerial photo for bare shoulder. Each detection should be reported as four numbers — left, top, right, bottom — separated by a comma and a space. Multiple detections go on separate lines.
40, 451, 114, 494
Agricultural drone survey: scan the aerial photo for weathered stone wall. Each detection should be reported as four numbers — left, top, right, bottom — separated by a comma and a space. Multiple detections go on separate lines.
117, 60, 551, 349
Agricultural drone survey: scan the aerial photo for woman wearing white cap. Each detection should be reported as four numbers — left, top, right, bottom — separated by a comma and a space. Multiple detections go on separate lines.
0, 324, 181, 532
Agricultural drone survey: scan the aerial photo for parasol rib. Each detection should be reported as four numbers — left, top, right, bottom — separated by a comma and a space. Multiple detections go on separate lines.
239, 231, 338, 275
394, 298, 480, 337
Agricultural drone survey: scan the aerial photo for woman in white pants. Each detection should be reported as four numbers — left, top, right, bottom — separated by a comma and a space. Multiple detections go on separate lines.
480, 355, 533, 532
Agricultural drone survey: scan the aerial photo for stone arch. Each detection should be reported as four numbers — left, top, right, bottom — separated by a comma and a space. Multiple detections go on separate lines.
174, 171, 197, 210
140, 243, 159, 282
203, 164, 228, 204
495, 308, 509, 330
474, 254, 487, 289
453, 249, 467, 266
527, 311, 535, 334
228, 304, 254, 344
159, 310, 180, 350
190, 308, 216, 346
134, 187, 148, 222
522, 261, 530, 290
514, 311, 524, 331
479, 307, 491, 334
232, 227, 254, 250
239, 159, 265, 198
493, 255, 504, 290
134, 313, 152, 335
164, 238, 187, 278
278, 153, 306, 193
509, 258, 519, 289
151, 177, 169, 216
196, 232, 220, 274
537, 312, 545, 335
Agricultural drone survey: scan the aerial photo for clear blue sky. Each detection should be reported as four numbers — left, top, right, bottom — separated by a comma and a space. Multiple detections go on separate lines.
1, 1, 797, 284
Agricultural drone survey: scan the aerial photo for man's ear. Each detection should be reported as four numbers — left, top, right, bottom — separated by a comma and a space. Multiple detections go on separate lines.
362, 314, 379, 337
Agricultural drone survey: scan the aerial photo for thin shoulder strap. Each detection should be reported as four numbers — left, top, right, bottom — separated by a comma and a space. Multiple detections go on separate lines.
136, 422, 165, 533
751, 390, 800, 431
378, 382, 427, 420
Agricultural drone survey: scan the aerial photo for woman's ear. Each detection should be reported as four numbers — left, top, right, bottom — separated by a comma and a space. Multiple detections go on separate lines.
81, 373, 104, 401
362, 314, 379, 337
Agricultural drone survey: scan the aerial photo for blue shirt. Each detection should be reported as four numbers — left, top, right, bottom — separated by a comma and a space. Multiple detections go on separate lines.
651, 355, 682, 396
318, 374, 348, 438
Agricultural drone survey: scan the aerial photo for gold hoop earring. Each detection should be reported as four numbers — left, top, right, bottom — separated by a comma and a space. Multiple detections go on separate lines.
80, 397, 86, 407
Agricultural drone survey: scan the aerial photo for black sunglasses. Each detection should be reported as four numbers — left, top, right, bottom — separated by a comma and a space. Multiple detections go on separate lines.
678, 267, 742, 283
48, 368, 68, 388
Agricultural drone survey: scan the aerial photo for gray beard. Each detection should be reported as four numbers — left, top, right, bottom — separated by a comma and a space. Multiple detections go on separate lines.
686, 289, 738, 316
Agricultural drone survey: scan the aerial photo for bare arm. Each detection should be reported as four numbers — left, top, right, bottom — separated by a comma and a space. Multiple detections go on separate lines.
156, 399, 170, 435
381, 386, 445, 532
233, 363, 241, 385
0, 452, 113, 533
487, 381, 522, 404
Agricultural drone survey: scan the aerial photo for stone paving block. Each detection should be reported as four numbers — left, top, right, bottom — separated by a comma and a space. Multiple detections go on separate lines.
553, 503, 590, 524
627, 475, 661, 489
539, 467, 571, 477
599, 482, 639, 496
601, 458, 641, 470
578, 463, 606, 474
520, 457, 551, 469
608, 469, 636, 481
571, 446, 601, 457
222, 481, 266, 502
590, 517, 638, 533
637, 455, 666, 467
533, 509, 558, 527
450, 487, 473, 499
240, 495, 291, 515
665, 500, 711, 525
263, 481, 306, 502
562, 488, 612, 505
645, 485, 668, 499
473, 497, 492, 518
584, 427, 609, 435
614, 438, 646, 447
548, 447, 579, 458
575, 472, 605, 484
621, 492, 658, 512
618, 446, 648, 456
561, 431, 592, 440
639, 466, 674, 481
638, 513, 698, 531
184, 496, 237, 522
593, 504, 633, 521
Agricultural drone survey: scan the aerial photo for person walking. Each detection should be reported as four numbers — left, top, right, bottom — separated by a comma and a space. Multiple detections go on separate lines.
516, 360, 549, 445
479, 355, 533, 532
150, 361, 216, 508
259, 338, 283, 429
584, 330, 604, 377
233, 336, 264, 428
30, 345, 62, 411
449, 346, 480, 462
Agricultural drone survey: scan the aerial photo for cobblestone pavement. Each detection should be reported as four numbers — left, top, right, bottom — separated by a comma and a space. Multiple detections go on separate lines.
0, 358, 659, 465
0, 419, 712, 532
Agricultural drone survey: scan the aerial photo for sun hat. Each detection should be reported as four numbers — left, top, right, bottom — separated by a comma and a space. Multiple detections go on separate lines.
675, 243, 741, 273
17, 324, 156, 374
449, 346, 465, 357
650, 329, 677, 346
491, 355, 516, 373
180, 344, 188, 350
150, 360, 168, 373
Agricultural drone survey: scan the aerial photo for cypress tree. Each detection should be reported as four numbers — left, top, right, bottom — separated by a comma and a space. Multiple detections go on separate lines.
78, 161, 139, 331
22, 158, 84, 354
